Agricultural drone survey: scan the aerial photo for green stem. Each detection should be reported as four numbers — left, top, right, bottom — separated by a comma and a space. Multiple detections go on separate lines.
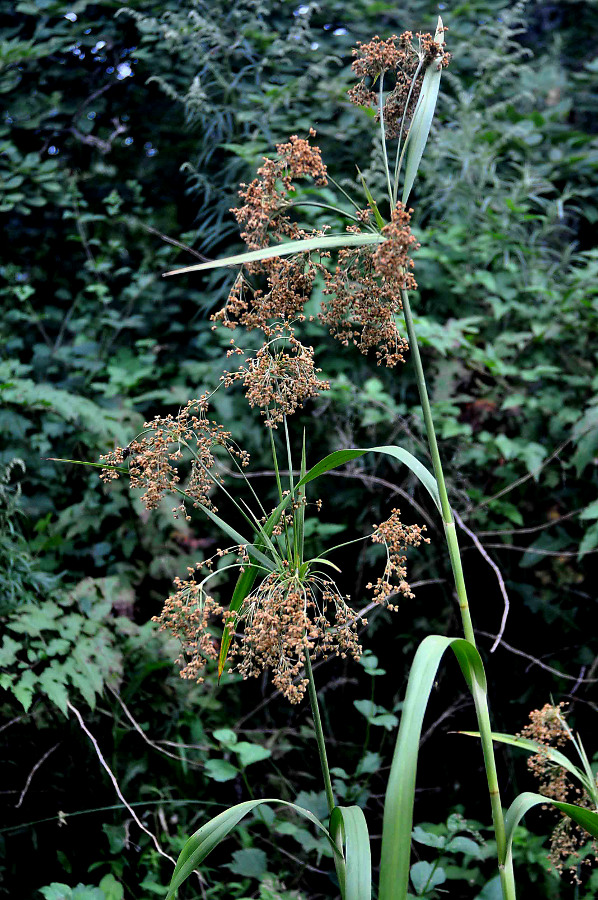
400, 288, 475, 644
304, 649, 335, 816
400, 287, 516, 900
304, 648, 347, 898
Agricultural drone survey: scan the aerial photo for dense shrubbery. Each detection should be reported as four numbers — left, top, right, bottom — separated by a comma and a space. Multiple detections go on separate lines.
2, 0, 598, 897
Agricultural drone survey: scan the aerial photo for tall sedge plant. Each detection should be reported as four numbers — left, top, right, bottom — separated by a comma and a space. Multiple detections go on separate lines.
90, 16, 598, 900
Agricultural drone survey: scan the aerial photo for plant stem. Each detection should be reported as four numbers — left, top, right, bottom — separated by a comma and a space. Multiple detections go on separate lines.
304, 649, 336, 816
304, 648, 347, 898
400, 287, 516, 900
400, 288, 475, 645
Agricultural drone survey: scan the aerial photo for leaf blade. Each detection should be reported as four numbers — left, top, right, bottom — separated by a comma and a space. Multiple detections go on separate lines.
163, 233, 384, 277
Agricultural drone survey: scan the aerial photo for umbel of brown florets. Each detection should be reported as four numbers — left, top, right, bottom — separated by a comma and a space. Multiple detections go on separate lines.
319, 203, 418, 367
367, 509, 428, 608
223, 330, 330, 428
518, 703, 598, 879
232, 571, 361, 704
349, 30, 450, 138
100, 399, 248, 515
232, 129, 327, 252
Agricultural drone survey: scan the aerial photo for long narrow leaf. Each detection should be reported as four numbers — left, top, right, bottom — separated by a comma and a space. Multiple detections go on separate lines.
330, 806, 372, 900
401, 17, 445, 207
378, 635, 486, 900
504, 792, 598, 870
460, 731, 594, 796
163, 233, 384, 277
297, 445, 441, 513
166, 799, 341, 899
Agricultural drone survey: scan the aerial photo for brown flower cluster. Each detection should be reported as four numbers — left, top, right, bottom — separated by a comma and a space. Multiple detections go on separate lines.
100, 399, 248, 515
367, 509, 428, 608
349, 30, 450, 138
223, 332, 330, 428
152, 567, 225, 682
231, 129, 327, 253
518, 703, 598, 878
154, 551, 361, 704
319, 203, 418, 367
232, 571, 361, 703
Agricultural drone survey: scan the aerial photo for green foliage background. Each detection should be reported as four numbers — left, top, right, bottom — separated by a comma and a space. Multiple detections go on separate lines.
1, 0, 598, 896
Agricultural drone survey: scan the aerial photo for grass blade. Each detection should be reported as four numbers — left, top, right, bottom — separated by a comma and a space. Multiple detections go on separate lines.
378, 635, 486, 900
504, 792, 598, 871
163, 233, 384, 277
296, 445, 441, 513
401, 17, 445, 207
196, 503, 276, 572
330, 806, 372, 900
166, 799, 341, 899
460, 731, 594, 796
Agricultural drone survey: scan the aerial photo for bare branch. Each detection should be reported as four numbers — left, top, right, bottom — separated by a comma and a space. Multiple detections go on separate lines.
454, 510, 510, 652
67, 702, 180, 870
15, 743, 60, 809
476, 632, 598, 684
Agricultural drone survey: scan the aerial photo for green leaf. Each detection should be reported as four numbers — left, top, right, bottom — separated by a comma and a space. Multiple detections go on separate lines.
13, 669, 37, 711
411, 826, 446, 849
402, 18, 445, 207
378, 635, 488, 900
330, 806, 372, 900
225, 848, 268, 878
235, 742, 271, 767
297, 446, 441, 513
98, 874, 124, 900
163, 233, 384, 277
460, 731, 593, 796
504, 792, 598, 870
204, 759, 238, 783
213, 728, 238, 747
410, 860, 446, 895
196, 503, 277, 572
165, 799, 340, 899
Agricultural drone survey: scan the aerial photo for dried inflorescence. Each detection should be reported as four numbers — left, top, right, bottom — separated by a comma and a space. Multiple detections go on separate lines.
518, 703, 598, 878
367, 509, 428, 608
349, 30, 450, 138
153, 503, 426, 703
232, 571, 361, 704
319, 203, 417, 367
231, 129, 327, 253
223, 332, 330, 428
100, 399, 248, 515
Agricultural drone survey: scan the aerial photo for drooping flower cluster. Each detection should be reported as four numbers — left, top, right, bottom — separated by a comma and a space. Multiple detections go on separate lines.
100, 399, 248, 515
349, 30, 450, 138
152, 500, 426, 703
367, 509, 428, 608
232, 570, 361, 704
222, 331, 330, 428
518, 704, 598, 878
320, 203, 418, 366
